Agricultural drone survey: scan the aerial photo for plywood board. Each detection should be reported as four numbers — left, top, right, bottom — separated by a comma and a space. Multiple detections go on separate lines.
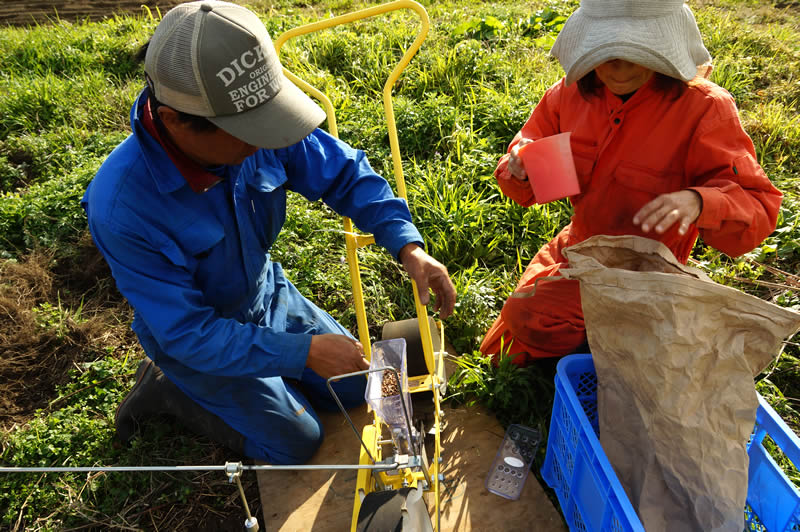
257, 403, 566, 531
428, 405, 566, 531
255, 407, 372, 531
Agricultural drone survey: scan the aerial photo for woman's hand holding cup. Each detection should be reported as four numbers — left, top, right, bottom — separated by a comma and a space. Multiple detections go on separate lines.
506, 138, 535, 181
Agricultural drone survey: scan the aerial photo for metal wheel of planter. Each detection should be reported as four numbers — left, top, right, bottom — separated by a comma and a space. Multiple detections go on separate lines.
356, 486, 433, 532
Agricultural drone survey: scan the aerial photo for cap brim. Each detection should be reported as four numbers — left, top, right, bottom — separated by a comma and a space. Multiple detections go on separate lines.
208, 76, 326, 149
566, 43, 685, 86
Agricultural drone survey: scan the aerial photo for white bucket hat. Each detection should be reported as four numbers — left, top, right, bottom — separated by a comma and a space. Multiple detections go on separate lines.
551, 0, 712, 86
145, 1, 325, 149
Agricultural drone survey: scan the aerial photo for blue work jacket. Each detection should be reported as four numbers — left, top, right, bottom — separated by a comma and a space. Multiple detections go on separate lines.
82, 89, 423, 380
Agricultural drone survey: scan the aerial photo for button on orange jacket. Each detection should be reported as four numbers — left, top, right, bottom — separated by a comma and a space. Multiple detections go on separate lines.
481, 76, 783, 365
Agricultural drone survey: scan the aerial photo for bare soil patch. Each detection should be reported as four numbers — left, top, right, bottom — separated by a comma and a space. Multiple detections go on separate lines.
0, 235, 134, 430
1, 0, 261, 26
1, 1, 186, 26
1, 235, 264, 529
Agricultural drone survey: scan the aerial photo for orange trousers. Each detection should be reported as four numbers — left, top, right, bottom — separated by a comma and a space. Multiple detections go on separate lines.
480, 227, 586, 366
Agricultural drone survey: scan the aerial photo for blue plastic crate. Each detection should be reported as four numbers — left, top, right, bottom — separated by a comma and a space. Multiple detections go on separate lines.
541, 353, 800, 531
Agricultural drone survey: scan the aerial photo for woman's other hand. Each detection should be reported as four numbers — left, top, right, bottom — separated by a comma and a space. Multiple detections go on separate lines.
506, 138, 535, 181
633, 190, 703, 236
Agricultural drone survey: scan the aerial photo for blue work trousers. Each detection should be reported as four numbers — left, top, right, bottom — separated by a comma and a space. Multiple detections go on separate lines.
154, 291, 366, 465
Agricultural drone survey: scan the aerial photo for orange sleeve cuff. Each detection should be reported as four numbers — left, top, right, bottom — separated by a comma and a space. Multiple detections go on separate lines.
690, 186, 723, 231
496, 162, 536, 207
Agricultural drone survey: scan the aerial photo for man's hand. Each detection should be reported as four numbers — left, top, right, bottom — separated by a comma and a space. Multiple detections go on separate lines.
398, 244, 456, 319
306, 334, 369, 380
633, 190, 703, 236
505, 137, 535, 181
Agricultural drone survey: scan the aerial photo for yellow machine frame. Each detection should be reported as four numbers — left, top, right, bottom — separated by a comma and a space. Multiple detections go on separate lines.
275, 2, 445, 530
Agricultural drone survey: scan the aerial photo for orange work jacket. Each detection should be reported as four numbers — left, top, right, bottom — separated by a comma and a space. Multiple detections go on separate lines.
481, 75, 783, 364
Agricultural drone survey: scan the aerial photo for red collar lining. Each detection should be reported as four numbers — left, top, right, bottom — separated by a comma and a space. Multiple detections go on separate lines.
141, 99, 223, 194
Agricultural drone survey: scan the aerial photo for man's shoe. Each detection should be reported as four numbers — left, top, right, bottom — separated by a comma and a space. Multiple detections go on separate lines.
115, 358, 246, 456
115, 358, 159, 443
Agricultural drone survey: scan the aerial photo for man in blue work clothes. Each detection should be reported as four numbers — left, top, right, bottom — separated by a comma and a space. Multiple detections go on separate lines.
82, 0, 456, 465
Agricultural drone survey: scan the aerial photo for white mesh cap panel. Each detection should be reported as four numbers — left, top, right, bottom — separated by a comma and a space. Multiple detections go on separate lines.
145, 3, 211, 116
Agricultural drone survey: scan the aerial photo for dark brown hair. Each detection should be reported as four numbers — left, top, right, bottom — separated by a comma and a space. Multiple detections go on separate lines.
576, 71, 688, 101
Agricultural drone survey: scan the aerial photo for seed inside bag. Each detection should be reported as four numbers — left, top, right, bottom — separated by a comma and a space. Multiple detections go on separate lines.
381, 371, 400, 397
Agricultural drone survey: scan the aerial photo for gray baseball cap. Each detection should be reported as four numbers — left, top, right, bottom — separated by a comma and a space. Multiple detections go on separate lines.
144, 0, 325, 149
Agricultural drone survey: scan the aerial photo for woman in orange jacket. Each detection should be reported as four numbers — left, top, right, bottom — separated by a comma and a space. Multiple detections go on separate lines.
480, 0, 783, 366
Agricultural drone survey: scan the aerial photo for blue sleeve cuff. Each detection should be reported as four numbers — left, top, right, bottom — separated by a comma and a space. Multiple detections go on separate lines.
278, 332, 312, 379
374, 221, 425, 260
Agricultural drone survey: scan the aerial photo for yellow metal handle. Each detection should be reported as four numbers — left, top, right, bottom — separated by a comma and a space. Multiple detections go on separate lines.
275, 6, 441, 531
274, 0, 433, 367
274, 0, 428, 200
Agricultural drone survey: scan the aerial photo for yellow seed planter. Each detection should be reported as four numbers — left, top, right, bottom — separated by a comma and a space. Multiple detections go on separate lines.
275, 2, 447, 530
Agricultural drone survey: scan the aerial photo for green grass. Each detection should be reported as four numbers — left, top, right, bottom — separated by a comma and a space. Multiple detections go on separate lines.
1, 0, 799, 528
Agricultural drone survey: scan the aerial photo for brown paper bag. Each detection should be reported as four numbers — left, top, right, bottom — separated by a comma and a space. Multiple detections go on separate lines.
560, 235, 800, 532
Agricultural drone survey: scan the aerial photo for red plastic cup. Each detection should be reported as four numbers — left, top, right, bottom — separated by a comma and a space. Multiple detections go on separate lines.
518, 132, 580, 204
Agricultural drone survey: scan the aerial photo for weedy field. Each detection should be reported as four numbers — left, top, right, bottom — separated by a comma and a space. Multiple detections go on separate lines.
1, 0, 798, 529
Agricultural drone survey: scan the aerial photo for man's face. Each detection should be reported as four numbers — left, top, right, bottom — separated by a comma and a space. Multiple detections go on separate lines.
157, 107, 259, 166
181, 127, 260, 167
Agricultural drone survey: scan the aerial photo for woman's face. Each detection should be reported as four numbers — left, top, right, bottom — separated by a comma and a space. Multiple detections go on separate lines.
594, 59, 655, 95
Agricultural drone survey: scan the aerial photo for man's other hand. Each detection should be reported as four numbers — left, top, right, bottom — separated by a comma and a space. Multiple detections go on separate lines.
306, 334, 369, 379
398, 244, 456, 319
